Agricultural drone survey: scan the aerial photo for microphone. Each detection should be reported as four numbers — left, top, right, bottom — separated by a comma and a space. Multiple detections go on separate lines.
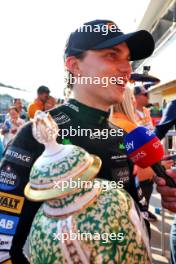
124, 126, 176, 188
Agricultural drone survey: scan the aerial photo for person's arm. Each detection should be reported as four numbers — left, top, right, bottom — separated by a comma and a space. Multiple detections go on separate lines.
155, 120, 176, 140
0, 121, 44, 262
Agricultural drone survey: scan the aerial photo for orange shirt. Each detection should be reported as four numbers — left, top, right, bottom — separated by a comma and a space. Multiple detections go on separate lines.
136, 107, 154, 131
109, 112, 137, 132
27, 99, 45, 119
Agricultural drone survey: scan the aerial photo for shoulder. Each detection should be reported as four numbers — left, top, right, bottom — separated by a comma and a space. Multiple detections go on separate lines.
49, 104, 75, 126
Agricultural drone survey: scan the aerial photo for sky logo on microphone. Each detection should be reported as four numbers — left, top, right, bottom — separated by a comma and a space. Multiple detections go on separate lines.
153, 141, 161, 149
131, 151, 147, 163
125, 141, 134, 152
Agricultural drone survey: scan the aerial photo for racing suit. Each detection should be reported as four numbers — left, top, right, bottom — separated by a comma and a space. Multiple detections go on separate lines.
0, 99, 147, 263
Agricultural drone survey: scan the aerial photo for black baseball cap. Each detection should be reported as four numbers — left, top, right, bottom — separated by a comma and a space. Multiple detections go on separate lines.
65, 19, 155, 61
37, 86, 50, 94
134, 86, 148, 96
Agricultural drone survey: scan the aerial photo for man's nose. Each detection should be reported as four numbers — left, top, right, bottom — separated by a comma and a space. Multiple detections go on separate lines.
118, 61, 131, 80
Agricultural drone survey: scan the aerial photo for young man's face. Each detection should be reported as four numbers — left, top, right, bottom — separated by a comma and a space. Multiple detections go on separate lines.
72, 42, 131, 106
38, 93, 49, 103
14, 99, 22, 109
136, 93, 149, 107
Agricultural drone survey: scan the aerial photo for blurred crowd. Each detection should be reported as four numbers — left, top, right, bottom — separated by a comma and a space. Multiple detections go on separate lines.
0, 86, 64, 151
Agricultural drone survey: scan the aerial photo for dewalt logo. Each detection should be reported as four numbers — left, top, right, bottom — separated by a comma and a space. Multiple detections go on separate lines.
0, 192, 24, 214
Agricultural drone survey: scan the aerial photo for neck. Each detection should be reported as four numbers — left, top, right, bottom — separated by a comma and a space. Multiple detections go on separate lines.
73, 86, 109, 112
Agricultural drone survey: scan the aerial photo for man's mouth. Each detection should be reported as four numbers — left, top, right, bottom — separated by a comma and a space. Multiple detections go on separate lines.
115, 76, 128, 86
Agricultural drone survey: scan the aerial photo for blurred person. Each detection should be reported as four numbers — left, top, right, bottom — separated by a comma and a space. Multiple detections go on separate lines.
134, 86, 153, 130
150, 103, 161, 117
44, 96, 57, 111
0, 19, 155, 263
1, 106, 25, 148
162, 99, 167, 110
13, 98, 28, 120
27, 86, 50, 118
150, 103, 162, 126
134, 85, 157, 222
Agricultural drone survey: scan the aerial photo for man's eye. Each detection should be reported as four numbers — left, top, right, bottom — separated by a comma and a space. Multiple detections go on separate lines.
106, 53, 117, 58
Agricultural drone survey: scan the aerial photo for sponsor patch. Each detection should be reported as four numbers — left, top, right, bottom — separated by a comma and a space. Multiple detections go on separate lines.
0, 213, 19, 235
53, 112, 71, 125
0, 192, 24, 214
0, 165, 19, 191
0, 234, 13, 250
5, 146, 33, 167
65, 103, 79, 112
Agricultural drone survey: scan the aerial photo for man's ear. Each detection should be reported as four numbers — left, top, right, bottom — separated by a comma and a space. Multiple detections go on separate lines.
65, 56, 81, 76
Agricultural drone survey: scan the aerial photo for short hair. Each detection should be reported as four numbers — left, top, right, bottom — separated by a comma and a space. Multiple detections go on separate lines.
37, 86, 50, 94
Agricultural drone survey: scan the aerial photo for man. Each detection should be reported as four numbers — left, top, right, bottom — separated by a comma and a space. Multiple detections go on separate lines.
0, 19, 155, 263
27, 85, 50, 118
134, 86, 153, 130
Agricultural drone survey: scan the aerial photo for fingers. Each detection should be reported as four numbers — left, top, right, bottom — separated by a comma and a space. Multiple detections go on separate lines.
161, 201, 176, 213
156, 185, 176, 197
160, 196, 176, 202
166, 169, 176, 180
161, 160, 174, 169
154, 176, 166, 186
155, 170, 176, 213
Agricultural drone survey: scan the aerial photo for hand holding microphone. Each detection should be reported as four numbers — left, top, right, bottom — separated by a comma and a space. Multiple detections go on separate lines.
124, 126, 176, 188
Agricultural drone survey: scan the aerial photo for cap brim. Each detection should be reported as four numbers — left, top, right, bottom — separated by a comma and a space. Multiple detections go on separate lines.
24, 155, 102, 202
93, 30, 154, 61
130, 73, 160, 83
